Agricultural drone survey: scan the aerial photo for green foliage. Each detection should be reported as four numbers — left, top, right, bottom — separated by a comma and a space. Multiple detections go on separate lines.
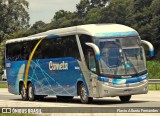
147, 61, 160, 79
149, 84, 160, 90
90, 0, 109, 8
0, 83, 8, 88
76, 0, 90, 18
51, 10, 83, 28
30, 21, 46, 33
0, 0, 29, 41
85, 8, 104, 23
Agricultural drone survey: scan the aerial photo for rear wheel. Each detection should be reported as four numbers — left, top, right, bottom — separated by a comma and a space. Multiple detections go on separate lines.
79, 83, 93, 104
119, 95, 131, 102
28, 83, 36, 101
20, 84, 28, 101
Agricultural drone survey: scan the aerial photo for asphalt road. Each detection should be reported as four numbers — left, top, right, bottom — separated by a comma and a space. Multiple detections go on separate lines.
0, 88, 160, 116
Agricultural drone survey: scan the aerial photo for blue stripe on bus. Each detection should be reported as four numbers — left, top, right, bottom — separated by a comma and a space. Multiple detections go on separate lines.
98, 73, 148, 84
95, 31, 138, 37
149, 50, 154, 57
46, 34, 59, 39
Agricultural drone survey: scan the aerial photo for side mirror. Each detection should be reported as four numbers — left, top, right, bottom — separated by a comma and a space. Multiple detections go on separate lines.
85, 43, 100, 60
141, 40, 154, 57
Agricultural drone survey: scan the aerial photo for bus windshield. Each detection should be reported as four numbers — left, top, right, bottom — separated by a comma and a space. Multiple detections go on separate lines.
95, 37, 146, 76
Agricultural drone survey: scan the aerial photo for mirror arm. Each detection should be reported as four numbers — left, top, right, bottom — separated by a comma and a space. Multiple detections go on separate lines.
141, 40, 154, 57
85, 42, 100, 60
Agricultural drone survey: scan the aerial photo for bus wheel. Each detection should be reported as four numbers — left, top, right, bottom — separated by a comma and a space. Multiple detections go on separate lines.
79, 83, 93, 104
119, 95, 131, 102
20, 84, 28, 101
28, 83, 36, 101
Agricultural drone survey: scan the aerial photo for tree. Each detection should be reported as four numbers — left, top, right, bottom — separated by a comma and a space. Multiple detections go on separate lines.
149, 0, 160, 43
30, 21, 46, 33
50, 10, 83, 29
76, 0, 90, 18
90, 0, 109, 8
0, 0, 29, 41
85, 8, 104, 24
126, 0, 153, 35
85, 0, 130, 24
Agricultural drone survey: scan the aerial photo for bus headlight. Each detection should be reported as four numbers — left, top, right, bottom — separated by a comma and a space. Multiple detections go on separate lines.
141, 79, 148, 83
104, 82, 109, 86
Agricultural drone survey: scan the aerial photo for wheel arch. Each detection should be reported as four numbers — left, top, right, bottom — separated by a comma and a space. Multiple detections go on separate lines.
76, 79, 89, 96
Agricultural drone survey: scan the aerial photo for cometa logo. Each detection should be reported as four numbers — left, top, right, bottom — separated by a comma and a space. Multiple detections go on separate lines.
49, 61, 68, 70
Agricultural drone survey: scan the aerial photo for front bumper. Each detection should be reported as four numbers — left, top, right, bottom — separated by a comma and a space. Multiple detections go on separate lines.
98, 80, 148, 97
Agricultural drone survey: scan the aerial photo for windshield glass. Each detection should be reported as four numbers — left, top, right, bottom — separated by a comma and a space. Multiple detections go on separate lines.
95, 37, 146, 76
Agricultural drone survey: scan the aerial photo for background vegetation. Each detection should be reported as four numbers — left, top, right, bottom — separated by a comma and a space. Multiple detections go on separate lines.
0, 0, 160, 79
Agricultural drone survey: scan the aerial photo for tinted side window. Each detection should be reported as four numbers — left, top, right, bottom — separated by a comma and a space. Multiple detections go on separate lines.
6, 43, 22, 61
33, 35, 80, 59
62, 36, 80, 59
33, 38, 64, 59
6, 36, 80, 61
6, 41, 37, 61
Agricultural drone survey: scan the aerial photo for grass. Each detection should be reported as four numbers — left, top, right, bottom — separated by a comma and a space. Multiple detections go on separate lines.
0, 83, 8, 88
147, 60, 160, 79
149, 84, 160, 90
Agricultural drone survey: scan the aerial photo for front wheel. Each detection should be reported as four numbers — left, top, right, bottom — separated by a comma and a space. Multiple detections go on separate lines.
28, 83, 36, 101
119, 95, 131, 102
79, 83, 93, 104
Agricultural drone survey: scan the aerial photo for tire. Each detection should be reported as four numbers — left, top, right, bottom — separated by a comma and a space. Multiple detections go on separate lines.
28, 83, 36, 101
20, 84, 28, 101
119, 95, 131, 102
79, 83, 93, 104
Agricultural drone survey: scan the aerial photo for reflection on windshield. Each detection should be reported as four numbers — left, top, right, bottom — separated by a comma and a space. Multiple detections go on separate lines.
123, 47, 146, 73
100, 40, 122, 68
96, 37, 146, 76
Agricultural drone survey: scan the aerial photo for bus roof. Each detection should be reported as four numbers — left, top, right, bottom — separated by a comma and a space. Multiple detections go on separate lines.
6, 24, 139, 44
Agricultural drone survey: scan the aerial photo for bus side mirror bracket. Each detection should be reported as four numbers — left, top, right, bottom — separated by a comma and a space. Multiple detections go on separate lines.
141, 40, 154, 57
85, 42, 101, 60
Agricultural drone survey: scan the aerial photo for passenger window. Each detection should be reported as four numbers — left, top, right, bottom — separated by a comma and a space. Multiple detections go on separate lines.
6, 35, 81, 61
33, 35, 80, 60
6, 41, 36, 61
62, 36, 80, 59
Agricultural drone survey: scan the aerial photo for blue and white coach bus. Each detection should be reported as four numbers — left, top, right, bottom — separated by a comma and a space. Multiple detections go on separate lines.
5, 24, 154, 103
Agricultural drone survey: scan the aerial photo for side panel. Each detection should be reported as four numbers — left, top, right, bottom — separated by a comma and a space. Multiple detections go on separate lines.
29, 58, 82, 96
6, 60, 26, 95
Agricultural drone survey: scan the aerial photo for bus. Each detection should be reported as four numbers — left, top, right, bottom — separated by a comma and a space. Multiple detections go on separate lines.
5, 24, 154, 104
